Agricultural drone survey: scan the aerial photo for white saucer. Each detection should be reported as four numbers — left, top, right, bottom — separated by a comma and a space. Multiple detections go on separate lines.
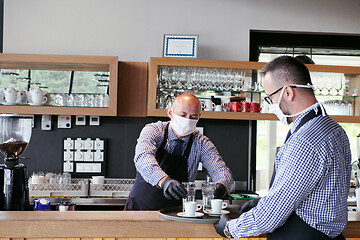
28, 102, 45, 106
177, 212, 204, 218
2, 102, 18, 105
203, 209, 230, 216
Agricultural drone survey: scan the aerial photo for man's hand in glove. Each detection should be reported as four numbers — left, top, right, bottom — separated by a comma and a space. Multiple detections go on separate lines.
214, 183, 228, 199
214, 214, 232, 238
239, 198, 260, 215
161, 177, 187, 200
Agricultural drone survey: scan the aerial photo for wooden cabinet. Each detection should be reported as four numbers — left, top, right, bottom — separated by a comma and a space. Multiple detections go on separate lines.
148, 57, 360, 123
117, 61, 148, 117
0, 53, 118, 116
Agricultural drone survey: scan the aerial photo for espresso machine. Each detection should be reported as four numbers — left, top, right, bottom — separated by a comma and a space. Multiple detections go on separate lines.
0, 114, 32, 210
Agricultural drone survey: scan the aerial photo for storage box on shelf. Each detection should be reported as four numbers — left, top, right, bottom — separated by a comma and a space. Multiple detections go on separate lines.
0, 53, 118, 116
29, 178, 89, 198
148, 57, 360, 123
89, 178, 134, 197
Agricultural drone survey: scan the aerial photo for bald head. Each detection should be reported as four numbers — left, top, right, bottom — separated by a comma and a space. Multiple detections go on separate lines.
172, 93, 201, 111
167, 93, 201, 120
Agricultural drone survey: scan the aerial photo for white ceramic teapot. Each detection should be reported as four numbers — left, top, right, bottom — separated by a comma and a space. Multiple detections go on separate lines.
29, 88, 47, 105
4, 87, 18, 104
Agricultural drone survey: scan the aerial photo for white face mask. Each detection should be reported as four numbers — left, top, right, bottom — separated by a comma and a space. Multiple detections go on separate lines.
170, 112, 199, 137
268, 84, 315, 125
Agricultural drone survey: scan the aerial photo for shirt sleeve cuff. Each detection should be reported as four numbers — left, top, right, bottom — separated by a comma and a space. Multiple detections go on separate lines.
153, 171, 168, 187
228, 219, 239, 239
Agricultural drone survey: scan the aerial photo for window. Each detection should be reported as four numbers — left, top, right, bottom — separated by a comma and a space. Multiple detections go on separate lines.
250, 31, 360, 195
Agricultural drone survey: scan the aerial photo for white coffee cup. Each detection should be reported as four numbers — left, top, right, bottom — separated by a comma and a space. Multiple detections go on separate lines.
17, 90, 28, 104
184, 201, 202, 216
30, 88, 47, 105
202, 99, 215, 111
211, 199, 228, 213
214, 105, 222, 111
92, 176, 105, 185
4, 87, 17, 104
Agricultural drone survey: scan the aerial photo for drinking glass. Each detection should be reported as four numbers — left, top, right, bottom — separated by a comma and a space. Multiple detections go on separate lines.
55, 93, 68, 107
182, 182, 196, 211
170, 66, 179, 89
334, 76, 343, 95
63, 173, 72, 190
202, 182, 216, 212
159, 66, 170, 88
344, 78, 350, 95
317, 76, 326, 95
324, 77, 333, 95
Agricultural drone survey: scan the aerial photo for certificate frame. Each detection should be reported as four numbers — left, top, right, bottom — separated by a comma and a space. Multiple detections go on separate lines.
163, 34, 199, 58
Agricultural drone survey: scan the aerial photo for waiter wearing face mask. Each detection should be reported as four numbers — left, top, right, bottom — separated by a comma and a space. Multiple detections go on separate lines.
214, 56, 351, 240
124, 93, 233, 210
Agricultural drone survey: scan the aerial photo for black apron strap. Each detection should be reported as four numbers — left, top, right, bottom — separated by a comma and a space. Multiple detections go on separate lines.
270, 106, 323, 187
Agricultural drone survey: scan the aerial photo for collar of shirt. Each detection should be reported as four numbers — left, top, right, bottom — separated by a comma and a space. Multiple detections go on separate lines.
290, 102, 320, 135
167, 122, 192, 145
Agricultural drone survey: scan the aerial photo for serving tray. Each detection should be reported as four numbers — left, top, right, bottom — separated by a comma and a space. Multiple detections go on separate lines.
158, 206, 220, 223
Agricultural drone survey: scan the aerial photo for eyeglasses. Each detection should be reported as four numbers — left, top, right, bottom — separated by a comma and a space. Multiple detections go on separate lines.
264, 87, 284, 105
264, 85, 299, 104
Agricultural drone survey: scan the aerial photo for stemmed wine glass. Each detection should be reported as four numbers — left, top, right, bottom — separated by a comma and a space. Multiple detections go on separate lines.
324, 77, 333, 95
159, 66, 170, 88
334, 76, 343, 96
317, 76, 326, 95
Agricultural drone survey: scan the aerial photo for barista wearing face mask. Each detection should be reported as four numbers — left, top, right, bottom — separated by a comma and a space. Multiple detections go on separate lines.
124, 93, 233, 210
215, 56, 351, 240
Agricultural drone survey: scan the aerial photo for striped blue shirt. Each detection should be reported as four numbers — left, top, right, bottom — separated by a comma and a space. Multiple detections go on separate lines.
134, 121, 233, 192
229, 104, 351, 238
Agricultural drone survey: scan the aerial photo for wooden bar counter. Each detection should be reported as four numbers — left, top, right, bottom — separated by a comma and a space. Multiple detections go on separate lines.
0, 211, 360, 240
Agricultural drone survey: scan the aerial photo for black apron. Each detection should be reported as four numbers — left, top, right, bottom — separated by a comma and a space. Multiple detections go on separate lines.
124, 123, 193, 210
267, 107, 345, 240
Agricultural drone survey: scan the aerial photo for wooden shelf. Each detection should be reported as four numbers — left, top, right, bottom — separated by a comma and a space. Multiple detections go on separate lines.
0, 53, 114, 71
147, 108, 360, 122
0, 53, 118, 116
148, 57, 360, 123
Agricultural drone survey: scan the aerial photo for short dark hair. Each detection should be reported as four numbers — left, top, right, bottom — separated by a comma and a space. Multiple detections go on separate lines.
262, 56, 312, 86
294, 55, 315, 64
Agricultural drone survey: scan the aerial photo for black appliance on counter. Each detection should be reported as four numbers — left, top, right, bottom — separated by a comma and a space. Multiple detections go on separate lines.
0, 114, 32, 210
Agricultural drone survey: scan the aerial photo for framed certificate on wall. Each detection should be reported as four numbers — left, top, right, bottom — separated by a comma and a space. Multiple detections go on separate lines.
163, 34, 199, 58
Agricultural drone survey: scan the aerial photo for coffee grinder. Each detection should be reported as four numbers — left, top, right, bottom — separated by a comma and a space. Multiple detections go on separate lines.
0, 114, 32, 210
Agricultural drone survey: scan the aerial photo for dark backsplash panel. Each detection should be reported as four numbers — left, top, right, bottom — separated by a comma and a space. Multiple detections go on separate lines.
10, 115, 250, 182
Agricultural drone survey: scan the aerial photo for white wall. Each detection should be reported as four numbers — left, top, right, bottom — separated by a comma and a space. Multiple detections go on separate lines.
4, 0, 360, 62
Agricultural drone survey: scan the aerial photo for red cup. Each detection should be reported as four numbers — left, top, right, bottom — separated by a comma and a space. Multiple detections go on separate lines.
240, 102, 250, 112
228, 102, 241, 112
250, 102, 262, 113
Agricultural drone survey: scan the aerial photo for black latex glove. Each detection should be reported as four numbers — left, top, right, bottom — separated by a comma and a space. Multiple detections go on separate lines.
214, 214, 231, 238
161, 177, 187, 200
238, 198, 260, 215
213, 183, 228, 199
